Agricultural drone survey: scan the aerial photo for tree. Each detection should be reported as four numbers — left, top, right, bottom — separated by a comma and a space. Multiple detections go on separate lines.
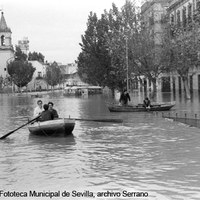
28, 51, 45, 62
15, 46, 27, 61
162, 16, 200, 99
77, 11, 113, 88
7, 60, 35, 90
45, 62, 62, 88
7, 46, 35, 91
77, 1, 139, 92
131, 27, 168, 96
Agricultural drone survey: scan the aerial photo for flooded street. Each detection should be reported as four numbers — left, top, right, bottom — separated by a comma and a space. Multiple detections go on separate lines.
0, 91, 200, 200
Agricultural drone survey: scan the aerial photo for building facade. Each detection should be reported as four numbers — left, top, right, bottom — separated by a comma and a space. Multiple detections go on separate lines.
140, 0, 171, 92
140, 0, 200, 93
18, 37, 29, 55
26, 60, 48, 91
167, 0, 200, 92
0, 12, 14, 78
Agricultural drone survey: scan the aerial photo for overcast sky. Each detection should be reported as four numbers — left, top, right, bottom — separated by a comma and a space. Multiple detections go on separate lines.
1, 0, 141, 64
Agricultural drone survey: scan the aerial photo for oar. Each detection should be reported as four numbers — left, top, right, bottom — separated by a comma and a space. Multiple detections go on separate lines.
72, 118, 123, 123
0, 115, 40, 140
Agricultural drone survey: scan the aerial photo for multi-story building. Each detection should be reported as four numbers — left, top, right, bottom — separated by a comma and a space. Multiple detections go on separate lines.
167, 0, 200, 92
140, 0, 171, 92
0, 12, 14, 78
141, 0, 170, 45
140, 0, 200, 93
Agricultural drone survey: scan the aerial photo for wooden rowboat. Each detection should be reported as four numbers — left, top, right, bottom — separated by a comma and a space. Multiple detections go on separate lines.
28, 118, 75, 136
107, 103, 175, 112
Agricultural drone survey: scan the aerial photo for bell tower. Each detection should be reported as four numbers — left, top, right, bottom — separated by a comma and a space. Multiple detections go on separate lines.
0, 11, 14, 78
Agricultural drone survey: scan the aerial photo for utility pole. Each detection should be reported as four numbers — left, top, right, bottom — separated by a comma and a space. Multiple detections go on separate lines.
125, 36, 129, 91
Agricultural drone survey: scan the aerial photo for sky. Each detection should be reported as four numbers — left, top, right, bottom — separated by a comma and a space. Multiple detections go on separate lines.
1, 0, 142, 64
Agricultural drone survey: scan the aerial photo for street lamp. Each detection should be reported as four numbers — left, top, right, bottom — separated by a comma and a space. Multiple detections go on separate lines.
125, 36, 129, 92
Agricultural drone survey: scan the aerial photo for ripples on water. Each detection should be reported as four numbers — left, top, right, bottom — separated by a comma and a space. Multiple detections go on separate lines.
0, 92, 200, 199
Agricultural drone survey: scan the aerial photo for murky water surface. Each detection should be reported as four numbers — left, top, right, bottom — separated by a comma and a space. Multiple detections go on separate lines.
0, 91, 200, 200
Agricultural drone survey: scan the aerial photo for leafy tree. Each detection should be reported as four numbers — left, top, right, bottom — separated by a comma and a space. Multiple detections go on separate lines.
106, 0, 139, 91
7, 60, 35, 90
77, 1, 139, 92
131, 26, 168, 96
15, 46, 27, 61
45, 62, 62, 88
77, 11, 113, 88
28, 51, 45, 62
162, 17, 200, 99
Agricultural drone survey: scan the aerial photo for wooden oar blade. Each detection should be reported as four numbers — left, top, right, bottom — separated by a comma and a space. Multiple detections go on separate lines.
0, 115, 40, 140
0, 130, 15, 140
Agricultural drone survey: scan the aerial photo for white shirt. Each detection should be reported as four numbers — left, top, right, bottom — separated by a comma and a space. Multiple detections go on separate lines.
34, 106, 43, 117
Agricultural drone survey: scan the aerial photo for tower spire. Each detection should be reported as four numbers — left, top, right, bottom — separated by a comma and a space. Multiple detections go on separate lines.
0, 11, 11, 32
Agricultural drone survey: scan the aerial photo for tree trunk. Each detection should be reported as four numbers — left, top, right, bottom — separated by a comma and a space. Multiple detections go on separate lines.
149, 78, 157, 101
182, 77, 191, 99
111, 88, 115, 98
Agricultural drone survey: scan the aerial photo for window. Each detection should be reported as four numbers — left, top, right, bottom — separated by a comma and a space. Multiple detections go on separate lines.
177, 10, 181, 27
188, 3, 192, 24
38, 72, 41, 77
171, 14, 175, 25
182, 7, 187, 28
1, 35, 5, 46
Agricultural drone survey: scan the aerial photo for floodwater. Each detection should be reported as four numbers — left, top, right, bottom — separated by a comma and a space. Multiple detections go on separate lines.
0, 90, 200, 200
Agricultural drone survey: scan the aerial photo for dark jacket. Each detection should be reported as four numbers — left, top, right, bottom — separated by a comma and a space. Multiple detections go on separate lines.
143, 99, 151, 107
119, 92, 131, 105
40, 110, 54, 122
50, 109, 59, 118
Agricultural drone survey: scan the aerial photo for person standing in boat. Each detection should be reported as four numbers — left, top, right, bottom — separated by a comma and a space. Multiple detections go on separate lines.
34, 100, 44, 117
40, 104, 54, 122
119, 89, 131, 106
48, 102, 59, 119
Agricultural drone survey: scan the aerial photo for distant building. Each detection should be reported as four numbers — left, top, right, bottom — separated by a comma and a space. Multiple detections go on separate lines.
60, 63, 77, 75
26, 60, 48, 91
18, 37, 29, 55
0, 12, 14, 78
59, 63, 87, 87
141, 0, 170, 45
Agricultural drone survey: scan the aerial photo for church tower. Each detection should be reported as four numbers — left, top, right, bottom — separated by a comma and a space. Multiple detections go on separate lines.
0, 12, 14, 78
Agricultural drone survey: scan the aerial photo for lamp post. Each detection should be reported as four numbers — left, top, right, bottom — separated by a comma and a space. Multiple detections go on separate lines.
125, 36, 129, 91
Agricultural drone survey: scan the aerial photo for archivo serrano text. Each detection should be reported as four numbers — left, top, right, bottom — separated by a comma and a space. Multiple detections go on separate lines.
0, 190, 148, 198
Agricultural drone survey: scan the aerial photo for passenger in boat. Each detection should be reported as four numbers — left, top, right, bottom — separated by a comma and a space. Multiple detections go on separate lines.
143, 97, 151, 108
119, 89, 131, 106
34, 100, 44, 117
40, 104, 54, 122
48, 102, 59, 119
